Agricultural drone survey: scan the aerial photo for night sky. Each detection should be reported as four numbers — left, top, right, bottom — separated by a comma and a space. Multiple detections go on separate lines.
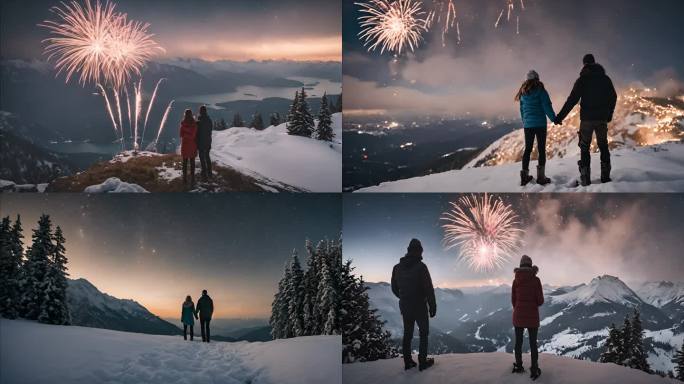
0, 0, 341, 61
0, 194, 341, 318
343, 193, 684, 288
343, 0, 684, 117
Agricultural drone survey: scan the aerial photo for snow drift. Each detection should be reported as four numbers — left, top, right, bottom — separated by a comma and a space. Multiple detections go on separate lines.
343, 353, 678, 384
0, 319, 341, 384
211, 113, 342, 192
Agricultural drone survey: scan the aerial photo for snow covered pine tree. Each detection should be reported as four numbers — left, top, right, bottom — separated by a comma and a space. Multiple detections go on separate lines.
315, 93, 335, 142
287, 88, 315, 137
673, 344, 684, 381
38, 226, 70, 325
0, 216, 24, 319
600, 323, 623, 364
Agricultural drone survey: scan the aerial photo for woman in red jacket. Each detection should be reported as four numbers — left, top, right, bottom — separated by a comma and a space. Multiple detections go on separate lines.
511, 255, 544, 380
179, 109, 198, 187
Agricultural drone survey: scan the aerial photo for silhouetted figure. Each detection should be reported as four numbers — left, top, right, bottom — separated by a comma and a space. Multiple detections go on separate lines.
554, 54, 618, 186
511, 255, 544, 380
196, 289, 214, 343
515, 70, 556, 187
196, 105, 213, 182
391, 238, 436, 371
180, 109, 198, 188
181, 295, 198, 341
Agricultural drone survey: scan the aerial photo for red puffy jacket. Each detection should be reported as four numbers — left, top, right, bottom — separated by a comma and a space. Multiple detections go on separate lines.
180, 120, 198, 159
512, 266, 544, 328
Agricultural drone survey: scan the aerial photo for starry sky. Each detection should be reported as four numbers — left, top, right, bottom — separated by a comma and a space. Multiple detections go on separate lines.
343, 193, 684, 288
343, 0, 684, 117
0, 0, 341, 61
0, 194, 341, 318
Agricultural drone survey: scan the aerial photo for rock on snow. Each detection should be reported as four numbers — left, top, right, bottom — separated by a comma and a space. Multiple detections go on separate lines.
84, 177, 149, 193
343, 353, 678, 384
0, 319, 341, 384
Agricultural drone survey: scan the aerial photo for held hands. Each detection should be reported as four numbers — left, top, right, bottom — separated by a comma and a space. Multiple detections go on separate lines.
553, 117, 563, 126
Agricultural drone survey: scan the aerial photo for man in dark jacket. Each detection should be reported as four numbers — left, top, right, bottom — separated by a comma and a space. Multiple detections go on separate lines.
391, 238, 437, 371
196, 106, 213, 181
554, 54, 618, 186
195, 289, 214, 342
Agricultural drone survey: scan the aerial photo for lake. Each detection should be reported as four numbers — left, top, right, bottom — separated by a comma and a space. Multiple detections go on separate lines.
176, 77, 342, 108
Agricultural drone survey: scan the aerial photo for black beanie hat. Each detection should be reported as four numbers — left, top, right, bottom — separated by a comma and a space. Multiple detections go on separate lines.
407, 238, 423, 253
583, 54, 596, 65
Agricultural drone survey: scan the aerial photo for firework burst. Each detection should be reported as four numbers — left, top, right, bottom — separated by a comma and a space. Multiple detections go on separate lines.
441, 194, 523, 273
356, 0, 428, 55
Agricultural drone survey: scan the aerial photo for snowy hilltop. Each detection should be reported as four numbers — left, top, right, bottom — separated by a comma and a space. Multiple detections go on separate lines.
343, 352, 678, 384
211, 113, 342, 192
358, 90, 684, 193
0, 319, 341, 384
37, 113, 341, 193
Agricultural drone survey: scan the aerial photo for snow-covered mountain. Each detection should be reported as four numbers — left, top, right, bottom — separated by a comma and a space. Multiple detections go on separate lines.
67, 278, 180, 336
357, 89, 684, 193
366, 276, 684, 373
468, 89, 684, 168
343, 352, 678, 384
0, 319, 341, 384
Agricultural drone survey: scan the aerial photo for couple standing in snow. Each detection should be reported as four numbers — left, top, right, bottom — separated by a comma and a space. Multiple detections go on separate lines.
391, 239, 544, 380
516, 53, 618, 187
179, 105, 214, 188
181, 290, 214, 343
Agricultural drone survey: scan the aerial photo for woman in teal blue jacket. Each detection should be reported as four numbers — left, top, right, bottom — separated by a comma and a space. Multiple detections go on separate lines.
181, 295, 198, 341
515, 70, 557, 186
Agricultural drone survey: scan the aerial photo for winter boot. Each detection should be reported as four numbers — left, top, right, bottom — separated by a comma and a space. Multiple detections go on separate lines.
520, 169, 534, 186
418, 357, 434, 372
536, 165, 551, 186
601, 162, 612, 183
404, 358, 417, 370
512, 362, 525, 374
530, 366, 542, 381
578, 161, 591, 186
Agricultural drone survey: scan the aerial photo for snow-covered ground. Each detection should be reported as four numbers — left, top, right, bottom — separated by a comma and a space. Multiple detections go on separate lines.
0, 319, 341, 384
84, 177, 149, 193
357, 142, 684, 193
211, 113, 342, 192
343, 353, 677, 384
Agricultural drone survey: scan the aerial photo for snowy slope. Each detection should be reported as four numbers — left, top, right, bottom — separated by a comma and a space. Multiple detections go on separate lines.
357, 141, 684, 192
0, 319, 341, 384
343, 353, 677, 384
67, 278, 179, 335
548, 276, 643, 307
211, 113, 342, 192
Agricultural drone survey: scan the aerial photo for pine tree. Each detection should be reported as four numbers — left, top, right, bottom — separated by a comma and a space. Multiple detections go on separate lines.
600, 323, 622, 364
232, 113, 244, 128
627, 309, 650, 372
20, 214, 54, 320
38, 226, 70, 325
673, 344, 684, 381
269, 113, 281, 127
250, 112, 264, 130
315, 93, 335, 142
287, 88, 314, 137
287, 250, 305, 337
0, 216, 20, 318
618, 315, 632, 366
270, 261, 292, 339
340, 260, 395, 363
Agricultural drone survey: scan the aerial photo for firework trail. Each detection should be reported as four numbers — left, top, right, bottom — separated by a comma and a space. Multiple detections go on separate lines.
113, 88, 124, 138
496, 0, 525, 32
494, 9, 504, 28
441, 194, 523, 273
97, 83, 118, 134
155, 100, 175, 144
426, 0, 457, 47
142, 78, 166, 143
125, 87, 132, 138
356, 0, 428, 55
132, 80, 143, 150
